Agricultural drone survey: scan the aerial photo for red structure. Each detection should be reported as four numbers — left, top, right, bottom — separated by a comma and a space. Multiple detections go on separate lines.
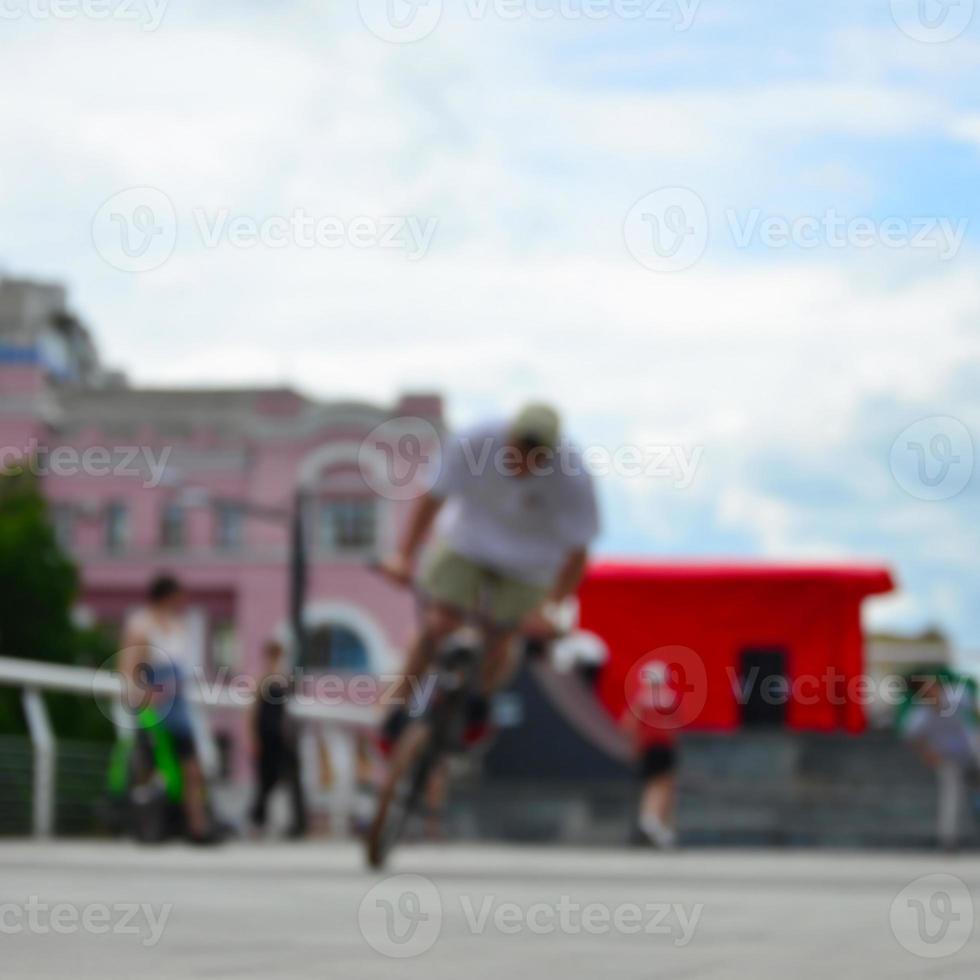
579, 561, 895, 734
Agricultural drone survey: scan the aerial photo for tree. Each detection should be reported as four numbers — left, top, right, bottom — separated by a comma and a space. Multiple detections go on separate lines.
0, 470, 113, 739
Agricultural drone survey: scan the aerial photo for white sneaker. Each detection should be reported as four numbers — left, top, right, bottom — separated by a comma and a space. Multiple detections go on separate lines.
640, 816, 677, 849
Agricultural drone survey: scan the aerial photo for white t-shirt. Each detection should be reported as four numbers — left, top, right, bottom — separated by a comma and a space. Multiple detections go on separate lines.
429, 421, 600, 585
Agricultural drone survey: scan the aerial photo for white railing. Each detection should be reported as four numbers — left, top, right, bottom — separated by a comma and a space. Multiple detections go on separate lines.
0, 655, 379, 838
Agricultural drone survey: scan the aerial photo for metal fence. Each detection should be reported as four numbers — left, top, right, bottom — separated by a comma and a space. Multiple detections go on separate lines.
0, 656, 377, 838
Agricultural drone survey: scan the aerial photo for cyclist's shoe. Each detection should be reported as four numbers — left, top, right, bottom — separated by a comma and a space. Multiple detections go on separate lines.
462, 694, 495, 748
379, 706, 410, 756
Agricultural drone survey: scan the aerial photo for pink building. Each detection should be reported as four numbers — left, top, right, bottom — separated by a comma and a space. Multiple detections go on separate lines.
0, 278, 438, 775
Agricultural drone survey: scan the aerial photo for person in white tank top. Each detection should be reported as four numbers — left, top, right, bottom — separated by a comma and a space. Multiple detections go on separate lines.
124, 606, 190, 671
120, 574, 213, 842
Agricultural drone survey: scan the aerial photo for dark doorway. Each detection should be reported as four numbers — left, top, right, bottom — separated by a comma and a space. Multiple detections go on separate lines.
738, 647, 789, 728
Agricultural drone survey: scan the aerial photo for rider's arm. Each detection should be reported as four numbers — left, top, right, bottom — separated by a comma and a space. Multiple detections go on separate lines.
520, 547, 589, 637
383, 492, 445, 583
401, 493, 444, 561
549, 547, 588, 603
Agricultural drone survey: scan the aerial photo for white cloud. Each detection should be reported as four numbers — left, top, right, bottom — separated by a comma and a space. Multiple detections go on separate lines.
1, 7, 978, 645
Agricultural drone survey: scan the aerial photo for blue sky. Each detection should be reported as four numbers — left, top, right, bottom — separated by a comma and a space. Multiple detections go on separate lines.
0, 0, 978, 656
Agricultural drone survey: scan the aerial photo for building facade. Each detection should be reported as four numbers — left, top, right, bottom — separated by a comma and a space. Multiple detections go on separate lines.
0, 278, 438, 774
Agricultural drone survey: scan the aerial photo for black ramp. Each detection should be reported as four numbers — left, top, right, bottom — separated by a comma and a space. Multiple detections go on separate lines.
485, 663, 634, 781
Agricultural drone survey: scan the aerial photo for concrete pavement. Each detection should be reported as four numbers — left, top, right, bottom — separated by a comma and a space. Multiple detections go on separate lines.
0, 841, 977, 979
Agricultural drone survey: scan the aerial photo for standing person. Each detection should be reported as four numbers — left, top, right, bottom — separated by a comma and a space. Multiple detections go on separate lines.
119, 573, 213, 843
249, 640, 307, 839
379, 402, 600, 743
899, 670, 980, 850
621, 659, 679, 848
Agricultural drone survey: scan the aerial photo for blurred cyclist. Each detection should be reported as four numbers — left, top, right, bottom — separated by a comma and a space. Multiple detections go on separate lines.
119, 574, 213, 842
380, 402, 600, 744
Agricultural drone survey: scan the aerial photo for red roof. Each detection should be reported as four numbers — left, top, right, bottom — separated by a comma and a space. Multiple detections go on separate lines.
587, 560, 895, 596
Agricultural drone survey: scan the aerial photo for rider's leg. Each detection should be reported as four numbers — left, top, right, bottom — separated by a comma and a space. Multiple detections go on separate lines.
387, 546, 488, 714
479, 629, 521, 693
385, 604, 464, 728
388, 603, 464, 706
476, 570, 549, 694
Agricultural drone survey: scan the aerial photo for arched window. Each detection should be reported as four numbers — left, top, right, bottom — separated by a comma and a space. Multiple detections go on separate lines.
306, 623, 370, 673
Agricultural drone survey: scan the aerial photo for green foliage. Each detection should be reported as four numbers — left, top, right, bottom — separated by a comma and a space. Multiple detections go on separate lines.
0, 470, 114, 740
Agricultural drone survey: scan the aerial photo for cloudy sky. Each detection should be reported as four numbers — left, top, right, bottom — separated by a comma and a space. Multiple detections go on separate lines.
1, 1, 977, 654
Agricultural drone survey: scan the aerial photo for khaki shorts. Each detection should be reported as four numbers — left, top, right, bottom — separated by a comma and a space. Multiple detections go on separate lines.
420, 546, 549, 627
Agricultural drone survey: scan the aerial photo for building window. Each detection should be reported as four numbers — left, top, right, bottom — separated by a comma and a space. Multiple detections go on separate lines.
209, 621, 239, 675
318, 498, 376, 553
214, 503, 244, 551
105, 502, 128, 553
49, 503, 74, 551
160, 501, 185, 550
306, 624, 369, 673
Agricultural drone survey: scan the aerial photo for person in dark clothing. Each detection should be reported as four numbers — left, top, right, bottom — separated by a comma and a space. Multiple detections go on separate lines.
249, 640, 307, 838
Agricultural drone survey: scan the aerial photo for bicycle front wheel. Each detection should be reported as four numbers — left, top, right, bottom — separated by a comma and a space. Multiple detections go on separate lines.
366, 722, 434, 870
